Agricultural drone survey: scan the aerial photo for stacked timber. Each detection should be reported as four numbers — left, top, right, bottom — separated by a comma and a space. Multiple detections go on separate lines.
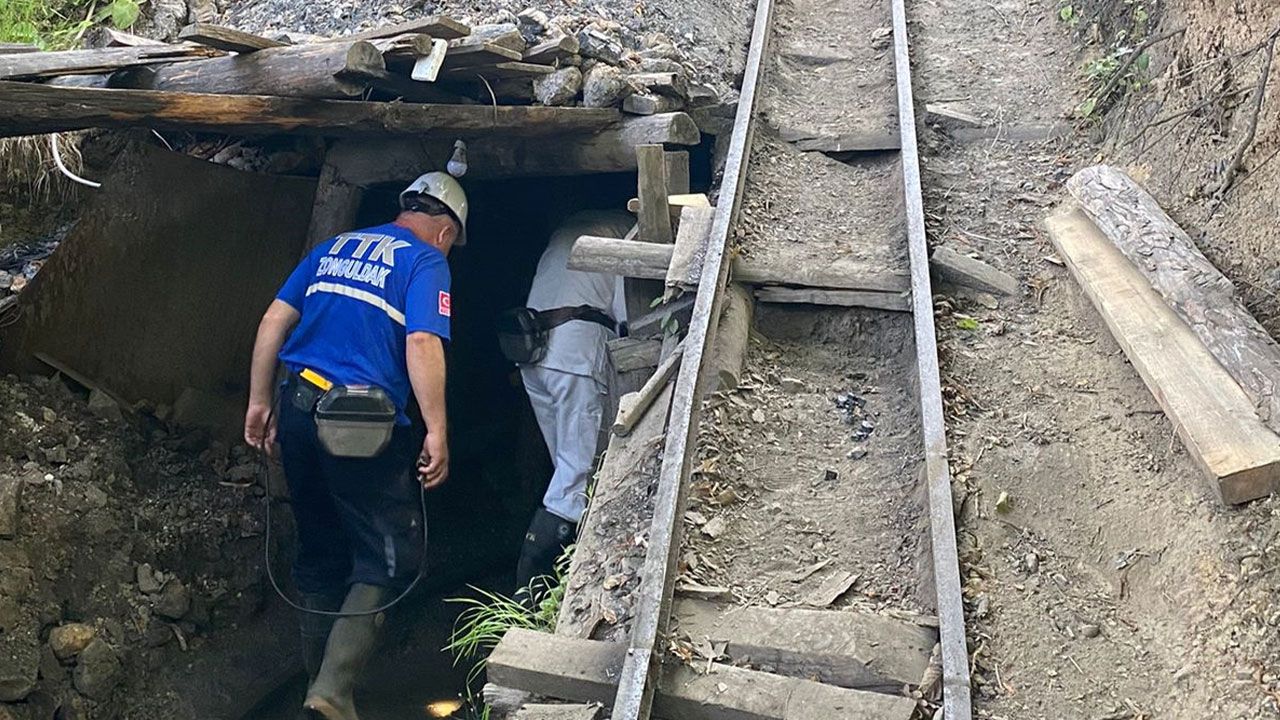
1048, 166, 1280, 505
0, 10, 718, 141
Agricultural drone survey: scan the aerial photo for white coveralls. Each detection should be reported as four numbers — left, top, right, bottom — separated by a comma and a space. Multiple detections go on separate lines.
521, 210, 632, 523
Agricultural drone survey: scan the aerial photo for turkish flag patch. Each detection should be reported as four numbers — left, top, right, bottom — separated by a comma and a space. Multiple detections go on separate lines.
438, 290, 452, 317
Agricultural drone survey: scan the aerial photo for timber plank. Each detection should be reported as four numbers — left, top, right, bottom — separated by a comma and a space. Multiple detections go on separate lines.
523, 35, 580, 64
613, 347, 683, 436
443, 39, 523, 68
666, 206, 714, 290
334, 16, 470, 42
0, 44, 40, 54
755, 286, 910, 312
178, 23, 287, 53
442, 61, 554, 80
673, 598, 936, 692
567, 235, 911, 294
635, 145, 674, 244
1068, 165, 1280, 436
930, 246, 1019, 296
0, 81, 620, 139
488, 629, 916, 720
0, 44, 221, 80
1045, 207, 1280, 504
515, 704, 603, 720
607, 337, 662, 373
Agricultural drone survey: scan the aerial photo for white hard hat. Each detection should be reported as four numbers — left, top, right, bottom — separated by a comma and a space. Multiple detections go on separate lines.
400, 172, 469, 245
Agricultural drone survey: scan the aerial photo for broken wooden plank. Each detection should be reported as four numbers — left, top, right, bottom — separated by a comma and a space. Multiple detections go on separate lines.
568, 235, 911, 294
443, 39, 523, 68
488, 629, 917, 720
755, 286, 911, 312
515, 704, 603, 720
410, 38, 450, 81
930, 246, 1018, 296
178, 23, 287, 53
1044, 207, 1280, 504
442, 60, 554, 80
523, 35, 580, 65
0, 81, 621, 139
924, 102, 983, 128
666, 206, 715, 290
0, 44, 222, 80
99, 28, 166, 47
700, 284, 752, 394
614, 346, 683, 436
333, 16, 470, 42
778, 126, 900, 153
673, 598, 937, 692
118, 40, 385, 98
635, 144, 674, 244
1068, 165, 1280, 436
608, 337, 662, 373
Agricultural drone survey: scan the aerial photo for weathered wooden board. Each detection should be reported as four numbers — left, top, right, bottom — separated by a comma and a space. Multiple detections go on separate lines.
569, 235, 910, 295
1068, 165, 1280, 435
515, 704, 603, 720
178, 23, 287, 53
930, 246, 1018, 296
755, 287, 911, 312
489, 629, 917, 720
699, 284, 753, 395
607, 337, 662, 373
0, 44, 221, 79
333, 16, 470, 42
0, 81, 620, 139
673, 598, 936, 692
1045, 207, 1280, 504
523, 35, 580, 64
666, 206, 715, 290
614, 347, 683, 437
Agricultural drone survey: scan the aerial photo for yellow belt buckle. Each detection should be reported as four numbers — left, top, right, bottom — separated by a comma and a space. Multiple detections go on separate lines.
300, 368, 334, 392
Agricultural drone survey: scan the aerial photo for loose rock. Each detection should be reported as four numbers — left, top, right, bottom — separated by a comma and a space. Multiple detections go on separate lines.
582, 64, 631, 108
780, 377, 806, 394
72, 640, 121, 701
1080, 623, 1101, 638
49, 624, 96, 661
153, 579, 192, 620
516, 8, 550, 43
577, 27, 625, 65
136, 564, 162, 595
533, 66, 583, 106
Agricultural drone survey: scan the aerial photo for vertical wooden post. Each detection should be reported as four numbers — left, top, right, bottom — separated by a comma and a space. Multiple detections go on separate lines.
663, 150, 690, 195
305, 148, 364, 250
635, 145, 672, 244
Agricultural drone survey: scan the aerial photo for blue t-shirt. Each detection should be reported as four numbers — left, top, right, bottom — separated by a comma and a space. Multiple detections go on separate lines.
276, 223, 450, 423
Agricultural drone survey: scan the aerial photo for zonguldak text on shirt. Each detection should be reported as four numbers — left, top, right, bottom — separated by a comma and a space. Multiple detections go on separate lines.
315, 232, 412, 290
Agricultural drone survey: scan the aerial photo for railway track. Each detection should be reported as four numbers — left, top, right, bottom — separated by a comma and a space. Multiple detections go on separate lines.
488, 0, 973, 718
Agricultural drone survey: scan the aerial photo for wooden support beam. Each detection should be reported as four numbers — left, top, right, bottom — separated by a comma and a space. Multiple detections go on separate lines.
614, 346, 683, 436
441, 60, 554, 80
663, 151, 690, 194
307, 154, 364, 249
0, 44, 221, 80
635, 145, 673, 244
625, 194, 710, 214
700, 284, 753, 394
755, 287, 910, 312
1068, 165, 1280, 436
673, 598, 937, 692
178, 23, 287, 53
568, 235, 911, 294
120, 40, 385, 98
1045, 207, 1280, 504
666, 206, 714, 290
930, 246, 1018, 296
0, 81, 622, 139
488, 629, 917, 720
332, 16, 470, 42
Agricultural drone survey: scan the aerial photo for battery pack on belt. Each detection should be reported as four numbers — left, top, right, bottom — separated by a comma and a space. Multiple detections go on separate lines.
300, 368, 397, 458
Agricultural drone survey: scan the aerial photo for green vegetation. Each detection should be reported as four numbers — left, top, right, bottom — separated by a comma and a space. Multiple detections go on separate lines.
0, 0, 141, 50
444, 551, 571, 717
1056, 0, 1158, 118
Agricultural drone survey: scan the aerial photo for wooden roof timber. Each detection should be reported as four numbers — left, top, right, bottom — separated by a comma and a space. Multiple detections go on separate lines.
0, 80, 626, 139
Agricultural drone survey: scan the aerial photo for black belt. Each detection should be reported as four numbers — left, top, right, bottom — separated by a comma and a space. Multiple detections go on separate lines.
537, 305, 617, 333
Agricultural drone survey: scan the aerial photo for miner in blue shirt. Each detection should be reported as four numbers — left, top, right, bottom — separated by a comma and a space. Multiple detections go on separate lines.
244, 172, 466, 720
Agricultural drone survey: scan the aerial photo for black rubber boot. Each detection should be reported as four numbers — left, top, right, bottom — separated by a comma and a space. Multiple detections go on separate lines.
298, 591, 344, 683
303, 583, 388, 720
515, 508, 577, 603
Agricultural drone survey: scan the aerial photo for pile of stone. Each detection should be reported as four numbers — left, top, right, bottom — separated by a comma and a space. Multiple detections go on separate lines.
490, 8, 717, 112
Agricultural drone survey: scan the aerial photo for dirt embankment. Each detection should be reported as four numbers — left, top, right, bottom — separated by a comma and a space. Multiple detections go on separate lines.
1106, 1, 1280, 330
0, 376, 267, 720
